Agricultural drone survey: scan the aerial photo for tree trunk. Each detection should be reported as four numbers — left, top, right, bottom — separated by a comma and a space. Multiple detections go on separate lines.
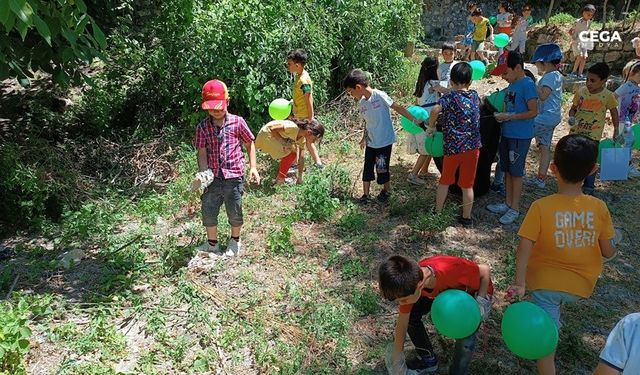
602, 0, 609, 31
545, 0, 556, 26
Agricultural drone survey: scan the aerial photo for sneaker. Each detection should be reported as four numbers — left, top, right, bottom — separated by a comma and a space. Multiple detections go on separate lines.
288, 163, 298, 174
406, 353, 438, 372
568, 72, 578, 78
628, 166, 640, 178
499, 208, 520, 225
377, 190, 391, 204
458, 216, 473, 228
225, 239, 241, 257
525, 176, 546, 189
358, 194, 371, 204
407, 173, 426, 185
198, 241, 220, 254
486, 202, 509, 214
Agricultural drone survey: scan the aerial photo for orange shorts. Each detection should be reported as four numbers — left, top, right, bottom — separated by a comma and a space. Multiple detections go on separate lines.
439, 149, 480, 189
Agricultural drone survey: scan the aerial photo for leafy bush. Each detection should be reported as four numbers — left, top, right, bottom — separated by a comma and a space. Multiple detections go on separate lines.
266, 216, 294, 257
295, 171, 340, 222
548, 12, 576, 25
0, 300, 32, 375
79, 0, 421, 133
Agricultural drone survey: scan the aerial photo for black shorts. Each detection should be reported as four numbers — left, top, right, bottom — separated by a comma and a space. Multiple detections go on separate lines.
363, 145, 392, 184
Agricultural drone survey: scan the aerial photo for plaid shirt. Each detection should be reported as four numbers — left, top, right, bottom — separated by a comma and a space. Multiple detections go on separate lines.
193, 114, 255, 179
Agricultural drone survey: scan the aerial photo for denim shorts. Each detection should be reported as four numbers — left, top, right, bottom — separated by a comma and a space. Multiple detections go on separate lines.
499, 137, 532, 177
531, 289, 580, 329
201, 177, 244, 227
534, 119, 560, 147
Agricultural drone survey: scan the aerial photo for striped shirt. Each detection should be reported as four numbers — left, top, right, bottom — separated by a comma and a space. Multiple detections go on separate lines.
193, 114, 255, 179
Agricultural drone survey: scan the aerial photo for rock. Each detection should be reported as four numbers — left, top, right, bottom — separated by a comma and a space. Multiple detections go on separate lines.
605, 51, 622, 63
59, 249, 85, 269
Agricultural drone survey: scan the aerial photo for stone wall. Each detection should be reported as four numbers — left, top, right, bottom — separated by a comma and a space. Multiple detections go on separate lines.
528, 25, 639, 74
422, 0, 537, 41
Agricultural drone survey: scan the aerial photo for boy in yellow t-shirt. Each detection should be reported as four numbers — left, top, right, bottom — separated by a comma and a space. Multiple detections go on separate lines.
469, 7, 492, 65
507, 134, 617, 375
286, 49, 322, 172
568, 62, 619, 194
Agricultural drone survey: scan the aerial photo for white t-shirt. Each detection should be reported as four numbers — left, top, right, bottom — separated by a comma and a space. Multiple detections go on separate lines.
497, 12, 512, 28
359, 89, 396, 148
536, 71, 564, 126
437, 61, 457, 83
419, 81, 440, 107
599, 313, 640, 375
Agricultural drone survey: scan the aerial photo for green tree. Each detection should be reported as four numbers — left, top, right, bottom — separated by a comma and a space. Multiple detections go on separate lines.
0, 0, 107, 85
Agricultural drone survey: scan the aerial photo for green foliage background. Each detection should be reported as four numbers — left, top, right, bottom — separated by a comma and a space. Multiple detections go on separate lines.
0, 0, 422, 232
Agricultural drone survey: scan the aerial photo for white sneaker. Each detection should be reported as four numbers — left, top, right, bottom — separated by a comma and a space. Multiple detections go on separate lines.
499, 208, 520, 225
486, 202, 509, 214
225, 239, 241, 257
198, 241, 220, 254
525, 175, 546, 188
628, 166, 640, 178
407, 173, 426, 185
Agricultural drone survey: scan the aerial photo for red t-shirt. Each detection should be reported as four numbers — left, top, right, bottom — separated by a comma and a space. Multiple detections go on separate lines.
398, 255, 495, 314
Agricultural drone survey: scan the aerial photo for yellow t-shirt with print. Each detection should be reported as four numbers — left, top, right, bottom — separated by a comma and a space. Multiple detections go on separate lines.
292, 70, 313, 119
518, 194, 615, 298
472, 17, 489, 41
255, 120, 305, 159
570, 87, 618, 140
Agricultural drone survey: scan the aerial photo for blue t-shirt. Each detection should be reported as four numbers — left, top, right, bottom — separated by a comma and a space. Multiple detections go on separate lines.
536, 71, 563, 126
502, 76, 538, 139
437, 90, 481, 155
359, 89, 396, 148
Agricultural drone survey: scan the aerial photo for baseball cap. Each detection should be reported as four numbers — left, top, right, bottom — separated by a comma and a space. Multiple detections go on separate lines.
201, 80, 229, 110
490, 51, 510, 76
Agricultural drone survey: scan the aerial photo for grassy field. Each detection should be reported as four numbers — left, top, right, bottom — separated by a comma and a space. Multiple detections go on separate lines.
2, 56, 640, 375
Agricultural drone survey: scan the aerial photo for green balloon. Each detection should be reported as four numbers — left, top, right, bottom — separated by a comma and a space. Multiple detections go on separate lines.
431, 289, 480, 339
269, 98, 292, 120
527, 15, 534, 25
486, 89, 506, 112
494, 33, 510, 48
425, 131, 444, 157
401, 105, 429, 135
598, 138, 617, 163
489, 15, 497, 25
501, 302, 558, 360
633, 124, 640, 149
469, 60, 486, 81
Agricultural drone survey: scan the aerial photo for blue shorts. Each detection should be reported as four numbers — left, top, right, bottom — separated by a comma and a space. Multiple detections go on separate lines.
499, 137, 531, 177
534, 119, 560, 147
531, 290, 580, 329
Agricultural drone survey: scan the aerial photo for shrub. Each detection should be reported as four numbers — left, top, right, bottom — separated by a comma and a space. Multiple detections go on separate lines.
296, 171, 340, 222
0, 300, 32, 375
548, 13, 577, 25
266, 217, 295, 257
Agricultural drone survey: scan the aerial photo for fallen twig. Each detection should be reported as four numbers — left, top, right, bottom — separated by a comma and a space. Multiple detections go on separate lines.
4, 274, 19, 299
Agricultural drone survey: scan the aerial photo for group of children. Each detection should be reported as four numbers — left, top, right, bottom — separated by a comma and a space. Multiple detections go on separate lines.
461, 2, 532, 64
189, 4, 639, 373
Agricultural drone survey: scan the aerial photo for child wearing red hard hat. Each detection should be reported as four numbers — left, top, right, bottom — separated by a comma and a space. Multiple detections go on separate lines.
192, 79, 260, 257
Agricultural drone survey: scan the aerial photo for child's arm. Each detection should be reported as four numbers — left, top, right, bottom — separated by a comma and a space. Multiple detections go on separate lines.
391, 312, 410, 367
537, 86, 552, 102
244, 141, 261, 185
197, 148, 209, 172
599, 238, 617, 260
304, 92, 314, 120
305, 141, 322, 165
427, 104, 442, 130
496, 98, 537, 122
506, 238, 534, 301
477, 264, 491, 298
296, 146, 305, 184
360, 128, 367, 150
487, 24, 494, 40
390, 102, 420, 124
609, 107, 620, 138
